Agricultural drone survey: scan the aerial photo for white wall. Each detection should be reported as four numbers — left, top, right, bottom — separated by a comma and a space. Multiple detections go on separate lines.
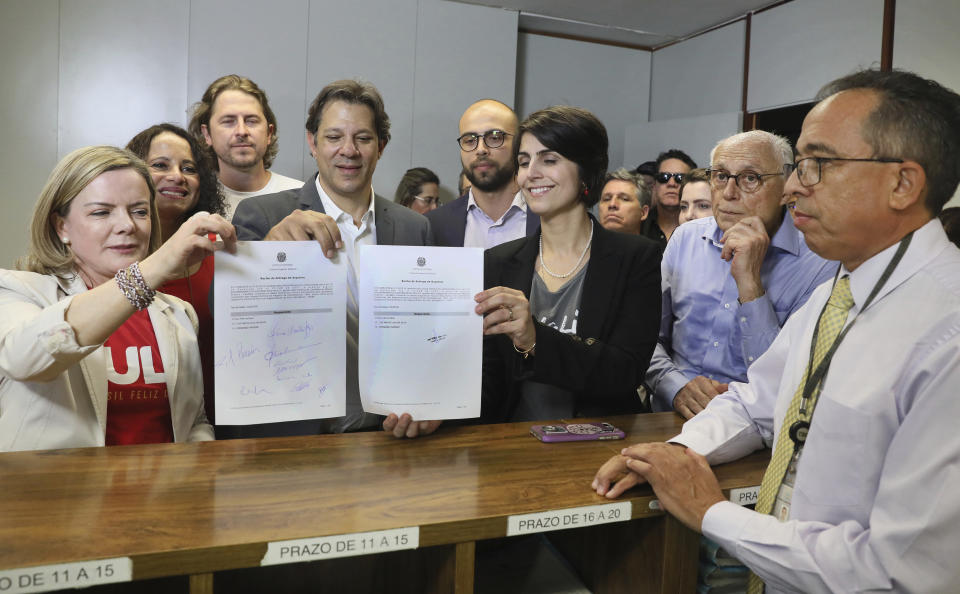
188, 0, 310, 183
894, 0, 960, 92
59, 1, 191, 153
516, 33, 651, 170
633, 21, 745, 166
1, 1, 59, 269
412, 0, 518, 200
0, 0, 517, 267
893, 0, 960, 208
623, 112, 742, 173
748, 0, 883, 112
649, 22, 745, 122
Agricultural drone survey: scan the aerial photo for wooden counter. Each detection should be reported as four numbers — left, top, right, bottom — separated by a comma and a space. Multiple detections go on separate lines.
0, 413, 768, 593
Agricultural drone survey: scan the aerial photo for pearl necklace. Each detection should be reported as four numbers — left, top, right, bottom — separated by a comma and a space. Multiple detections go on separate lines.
539, 221, 594, 279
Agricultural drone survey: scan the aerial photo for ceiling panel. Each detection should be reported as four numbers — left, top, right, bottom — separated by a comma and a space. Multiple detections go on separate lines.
444, 0, 784, 48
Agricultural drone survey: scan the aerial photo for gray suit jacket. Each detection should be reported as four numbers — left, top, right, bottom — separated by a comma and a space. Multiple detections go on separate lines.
232, 173, 432, 245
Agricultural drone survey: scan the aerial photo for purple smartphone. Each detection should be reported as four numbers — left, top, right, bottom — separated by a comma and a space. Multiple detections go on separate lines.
530, 422, 626, 442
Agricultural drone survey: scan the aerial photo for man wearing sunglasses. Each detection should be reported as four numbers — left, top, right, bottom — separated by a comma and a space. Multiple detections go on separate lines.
646, 131, 833, 420
641, 149, 697, 242
426, 99, 539, 248
595, 69, 960, 593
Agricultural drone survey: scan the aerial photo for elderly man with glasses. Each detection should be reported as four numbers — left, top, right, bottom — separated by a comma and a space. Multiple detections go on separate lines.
646, 130, 834, 419
426, 99, 539, 248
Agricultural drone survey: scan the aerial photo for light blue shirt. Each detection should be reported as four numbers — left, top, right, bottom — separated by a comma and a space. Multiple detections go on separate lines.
463, 190, 528, 249
646, 215, 835, 412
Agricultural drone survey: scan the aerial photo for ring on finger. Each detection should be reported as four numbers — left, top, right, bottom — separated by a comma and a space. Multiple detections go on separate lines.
507, 306, 515, 321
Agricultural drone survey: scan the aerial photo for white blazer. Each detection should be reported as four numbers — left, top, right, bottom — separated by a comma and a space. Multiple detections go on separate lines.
0, 269, 214, 451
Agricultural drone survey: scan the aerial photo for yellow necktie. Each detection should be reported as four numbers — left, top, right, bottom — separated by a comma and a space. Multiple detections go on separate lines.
746, 276, 854, 594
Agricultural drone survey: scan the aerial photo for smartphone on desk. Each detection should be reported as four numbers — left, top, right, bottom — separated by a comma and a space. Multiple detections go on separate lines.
530, 422, 625, 442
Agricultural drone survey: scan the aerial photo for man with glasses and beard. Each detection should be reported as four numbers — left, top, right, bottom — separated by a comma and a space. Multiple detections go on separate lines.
426, 100, 539, 247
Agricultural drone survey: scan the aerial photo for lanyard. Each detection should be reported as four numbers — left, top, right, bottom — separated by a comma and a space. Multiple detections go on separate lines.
796, 232, 914, 420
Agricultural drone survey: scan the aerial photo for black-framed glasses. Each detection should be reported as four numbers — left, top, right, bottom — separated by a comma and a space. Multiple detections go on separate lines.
655, 172, 686, 184
793, 156, 904, 187
706, 168, 788, 193
457, 130, 511, 151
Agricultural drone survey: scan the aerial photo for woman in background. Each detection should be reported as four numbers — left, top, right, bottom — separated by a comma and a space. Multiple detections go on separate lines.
394, 166, 441, 214
0, 145, 235, 451
126, 124, 225, 423
677, 168, 713, 225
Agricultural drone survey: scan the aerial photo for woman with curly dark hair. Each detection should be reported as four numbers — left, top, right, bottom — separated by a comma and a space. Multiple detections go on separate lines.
126, 124, 226, 424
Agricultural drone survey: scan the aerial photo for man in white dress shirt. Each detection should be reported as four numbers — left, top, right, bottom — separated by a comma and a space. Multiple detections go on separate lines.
592, 69, 960, 592
231, 80, 432, 438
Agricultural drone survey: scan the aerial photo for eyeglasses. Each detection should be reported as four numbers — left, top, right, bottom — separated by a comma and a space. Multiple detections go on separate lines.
457, 130, 511, 152
793, 156, 904, 187
706, 168, 787, 193
655, 172, 686, 184
413, 195, 441, 207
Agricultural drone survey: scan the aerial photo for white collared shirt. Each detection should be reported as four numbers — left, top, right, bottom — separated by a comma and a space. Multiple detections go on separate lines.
672, 219, 960, 592
315, 177, 376, 318
315, 178, 378, 431
463, 190, 528, 249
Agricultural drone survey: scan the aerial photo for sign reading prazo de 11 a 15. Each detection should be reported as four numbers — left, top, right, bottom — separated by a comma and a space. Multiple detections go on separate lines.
0, 558, 132, 593
261, 527, 419, 566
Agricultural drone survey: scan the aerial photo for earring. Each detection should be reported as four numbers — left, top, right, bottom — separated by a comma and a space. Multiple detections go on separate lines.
61, 237, 70, 245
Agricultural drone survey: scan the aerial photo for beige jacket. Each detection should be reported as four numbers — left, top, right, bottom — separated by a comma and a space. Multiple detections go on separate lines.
0, 269, 213, 451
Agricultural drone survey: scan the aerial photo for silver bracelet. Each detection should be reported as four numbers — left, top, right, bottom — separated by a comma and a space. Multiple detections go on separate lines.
115, 262, 156, 310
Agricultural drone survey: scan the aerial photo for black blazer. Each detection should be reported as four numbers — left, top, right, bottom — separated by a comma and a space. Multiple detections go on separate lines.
481, 220, 662, 423
426, 193, 540, 247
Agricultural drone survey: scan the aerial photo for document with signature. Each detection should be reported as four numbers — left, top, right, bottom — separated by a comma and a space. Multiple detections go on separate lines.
358, 245, 482, 420
213, 241, 347, 425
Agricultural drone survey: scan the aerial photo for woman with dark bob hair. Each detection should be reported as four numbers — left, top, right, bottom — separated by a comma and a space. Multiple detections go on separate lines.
0, 146, 235, 451
394, 166, 441, 214
475, 105, 662, 422
385, 106, 661, 436
126, 124, 226, 423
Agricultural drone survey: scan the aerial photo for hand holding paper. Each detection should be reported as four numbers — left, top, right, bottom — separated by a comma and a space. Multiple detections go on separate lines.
358, 245, 483, 421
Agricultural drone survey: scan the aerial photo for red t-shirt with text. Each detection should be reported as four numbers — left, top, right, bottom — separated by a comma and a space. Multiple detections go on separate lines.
104, 310, 174, 445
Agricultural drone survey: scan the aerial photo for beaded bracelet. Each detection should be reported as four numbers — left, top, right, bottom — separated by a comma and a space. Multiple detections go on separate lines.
115, 262, 156, 310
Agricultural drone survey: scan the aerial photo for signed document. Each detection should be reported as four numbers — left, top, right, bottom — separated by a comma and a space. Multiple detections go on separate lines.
358, 245, 482, 420
213, 241, 347, 425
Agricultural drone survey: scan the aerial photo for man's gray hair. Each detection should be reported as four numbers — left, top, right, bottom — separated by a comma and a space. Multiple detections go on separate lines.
603, 168, 652, 207
710, 130, 793, 171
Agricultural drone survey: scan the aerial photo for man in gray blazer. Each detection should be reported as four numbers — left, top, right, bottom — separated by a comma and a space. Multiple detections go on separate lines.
231, 79, 433, 438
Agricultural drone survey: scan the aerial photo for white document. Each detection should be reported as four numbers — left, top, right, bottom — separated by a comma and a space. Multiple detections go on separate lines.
358, 245, 482, 420
213, 241, 347, 424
